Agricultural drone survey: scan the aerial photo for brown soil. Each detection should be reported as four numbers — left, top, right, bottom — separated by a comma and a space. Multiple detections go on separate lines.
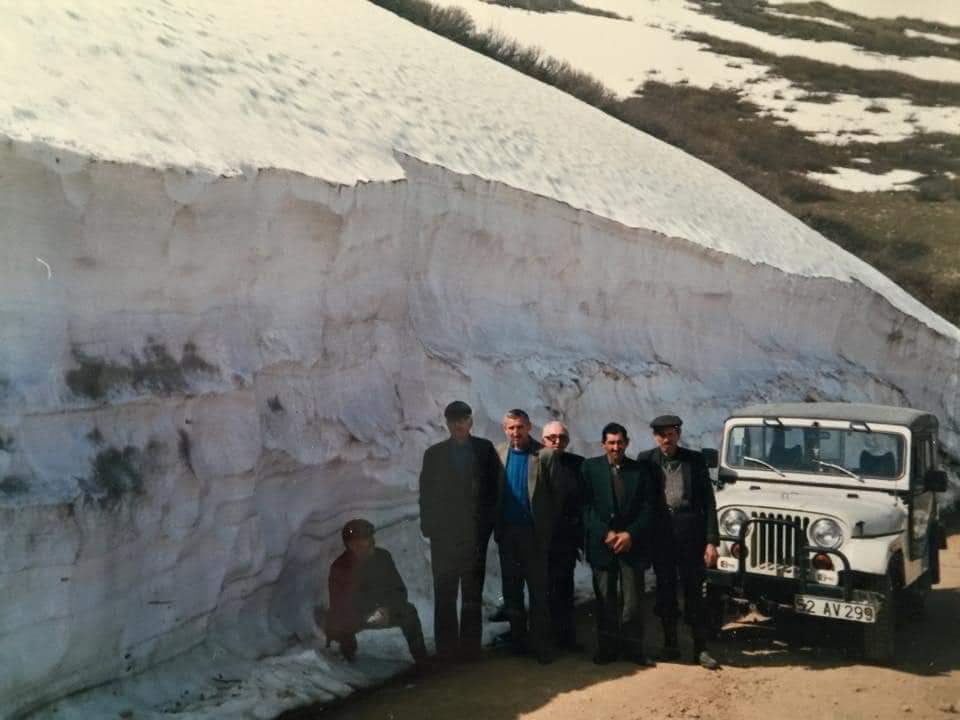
286, 527, 960, 720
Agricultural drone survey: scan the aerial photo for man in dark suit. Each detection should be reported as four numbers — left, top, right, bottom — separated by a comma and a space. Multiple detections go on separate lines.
419, 400, 500, 662
541, 420, 584, 651
581, 422, 657, 665
495, 408, 558, 664
638, 414, 720, 670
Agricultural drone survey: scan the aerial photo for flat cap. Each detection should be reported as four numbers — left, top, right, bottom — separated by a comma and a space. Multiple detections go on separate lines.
650, 414, 683, 429
342, 518, 375, 544
444, 400, 473, 420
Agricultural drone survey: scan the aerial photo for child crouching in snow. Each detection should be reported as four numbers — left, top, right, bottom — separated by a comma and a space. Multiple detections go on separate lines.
321, 519, 428, 667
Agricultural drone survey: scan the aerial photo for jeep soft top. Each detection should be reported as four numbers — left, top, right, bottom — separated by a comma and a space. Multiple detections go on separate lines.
728, 402, 938, 432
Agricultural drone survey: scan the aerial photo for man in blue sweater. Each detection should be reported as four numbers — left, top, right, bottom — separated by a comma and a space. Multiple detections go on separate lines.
495, 408, 558, 664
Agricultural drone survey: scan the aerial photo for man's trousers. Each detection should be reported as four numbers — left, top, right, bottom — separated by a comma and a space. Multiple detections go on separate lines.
430, 523, 492, 660
498, 524, 551, 657
592, 557, 646, 658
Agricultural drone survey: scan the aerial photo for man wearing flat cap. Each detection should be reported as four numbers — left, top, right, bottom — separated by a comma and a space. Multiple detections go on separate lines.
419, 400, 500, 661
638, 414, 720, 669
323, 519, 428, 666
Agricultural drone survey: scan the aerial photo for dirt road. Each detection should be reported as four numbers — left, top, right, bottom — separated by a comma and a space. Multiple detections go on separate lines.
286, 527, 960, 720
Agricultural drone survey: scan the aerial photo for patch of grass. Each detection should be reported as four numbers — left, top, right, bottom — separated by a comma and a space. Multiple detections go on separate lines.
90, 446, 143, 499
690, 0, 960, 61
916, 175, 959, 202
485, 0, 629, 21
683, 31, 960, 106
0, 475, 29, 495
177, 429, 194, 474
66, 341, 219, 400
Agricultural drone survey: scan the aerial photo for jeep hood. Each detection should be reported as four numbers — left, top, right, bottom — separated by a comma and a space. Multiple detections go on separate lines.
716, 483, 906, 536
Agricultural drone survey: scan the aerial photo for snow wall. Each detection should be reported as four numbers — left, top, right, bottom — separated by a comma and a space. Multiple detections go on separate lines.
1, 141, 959, 718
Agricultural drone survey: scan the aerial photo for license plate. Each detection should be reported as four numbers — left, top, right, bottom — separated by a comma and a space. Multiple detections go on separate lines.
794, 594, 877, 623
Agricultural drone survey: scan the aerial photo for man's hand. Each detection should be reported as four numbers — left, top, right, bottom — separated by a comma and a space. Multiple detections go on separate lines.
604, 530, 617, 547
611, 532, 632, 554
704, 543, 718, 569
367, 607, 390, 627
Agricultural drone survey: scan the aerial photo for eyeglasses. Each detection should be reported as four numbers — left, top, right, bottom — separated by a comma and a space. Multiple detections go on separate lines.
544, 434, 569, 442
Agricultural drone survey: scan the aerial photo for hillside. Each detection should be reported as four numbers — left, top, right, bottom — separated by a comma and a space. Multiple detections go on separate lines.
414, 0, 960, 325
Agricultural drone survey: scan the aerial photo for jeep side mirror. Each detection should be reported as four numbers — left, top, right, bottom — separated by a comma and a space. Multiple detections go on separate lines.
717, 467, 737, 487
925, 469, 948, 493
702, 448, 719, 469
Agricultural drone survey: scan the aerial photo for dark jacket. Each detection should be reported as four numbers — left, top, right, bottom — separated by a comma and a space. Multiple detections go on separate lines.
326, 547, 408, 638
581, 454, 657, 569
419, 435, 500, 542
494, 439, 558, 550
637, 446, 720, 551
551, 451, 584, 555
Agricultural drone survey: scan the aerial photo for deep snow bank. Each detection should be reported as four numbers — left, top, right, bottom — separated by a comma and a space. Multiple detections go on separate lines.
3, 145, 959, 719
1, 1, 959, 717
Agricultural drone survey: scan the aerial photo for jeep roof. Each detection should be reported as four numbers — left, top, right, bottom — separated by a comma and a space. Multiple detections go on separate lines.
728, 402, 938, 433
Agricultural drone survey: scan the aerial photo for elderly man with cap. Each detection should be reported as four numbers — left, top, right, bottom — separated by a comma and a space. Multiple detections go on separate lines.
419, 400, 500, 662
541, 420, 585, 651
323, 519, 428, 666
638, 414, 720, 669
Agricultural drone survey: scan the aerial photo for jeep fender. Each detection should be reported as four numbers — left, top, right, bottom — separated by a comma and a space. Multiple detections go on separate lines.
843, 535, 904, 577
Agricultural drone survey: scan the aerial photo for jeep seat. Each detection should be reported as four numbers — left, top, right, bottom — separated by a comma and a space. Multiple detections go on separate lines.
859, 450, 896, 477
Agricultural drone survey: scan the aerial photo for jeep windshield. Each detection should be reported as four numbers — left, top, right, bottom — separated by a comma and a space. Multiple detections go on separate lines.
725, 423, 904, 480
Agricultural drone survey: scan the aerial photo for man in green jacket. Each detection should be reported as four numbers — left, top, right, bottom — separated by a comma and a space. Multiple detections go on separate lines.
581, 422, 658, 665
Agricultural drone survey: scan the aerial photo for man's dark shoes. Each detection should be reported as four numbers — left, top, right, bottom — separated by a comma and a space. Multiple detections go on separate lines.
658, 643, 681, 662
624, 652, 656, 667
696, 648, 720, 670
592, 649, 618, 665
536, 651, 555, 665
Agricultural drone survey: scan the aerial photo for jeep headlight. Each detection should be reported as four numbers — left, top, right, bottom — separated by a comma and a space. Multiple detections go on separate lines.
809, 518, 843, 549
720, 508, 748, 538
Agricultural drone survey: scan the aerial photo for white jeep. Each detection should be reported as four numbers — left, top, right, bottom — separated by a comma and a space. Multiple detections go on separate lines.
705, 402, 949, 663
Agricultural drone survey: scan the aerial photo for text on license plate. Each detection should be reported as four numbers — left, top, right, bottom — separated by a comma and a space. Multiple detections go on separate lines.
794, 595, 877, 623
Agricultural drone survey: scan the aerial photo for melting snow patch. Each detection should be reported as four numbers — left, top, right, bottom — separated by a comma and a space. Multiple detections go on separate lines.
807, 167, 924, 192
904, 28, 960, 45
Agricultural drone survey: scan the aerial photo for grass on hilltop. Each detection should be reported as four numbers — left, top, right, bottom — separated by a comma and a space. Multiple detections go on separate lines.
485, 0, 629, 21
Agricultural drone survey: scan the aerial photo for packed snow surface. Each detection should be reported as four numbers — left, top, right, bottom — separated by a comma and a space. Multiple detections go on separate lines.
806, 167, 924, 192
904, 28, 960, 45
1, 0, 957, 342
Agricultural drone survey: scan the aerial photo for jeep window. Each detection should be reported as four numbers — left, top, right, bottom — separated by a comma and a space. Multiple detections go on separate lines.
726, 425, 904, 479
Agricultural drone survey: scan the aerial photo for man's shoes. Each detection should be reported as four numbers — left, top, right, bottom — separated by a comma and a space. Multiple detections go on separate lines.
536, 651, 555, 665
558, 640, 585, 653
624, 652, 656, 667
658, 644, 681, 662
459, 647, 482, 663
696, 649, 720, 670
592, 650, 618, 665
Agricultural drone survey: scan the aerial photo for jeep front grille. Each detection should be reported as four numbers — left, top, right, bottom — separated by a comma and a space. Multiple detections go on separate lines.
746, 512, 812, 577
